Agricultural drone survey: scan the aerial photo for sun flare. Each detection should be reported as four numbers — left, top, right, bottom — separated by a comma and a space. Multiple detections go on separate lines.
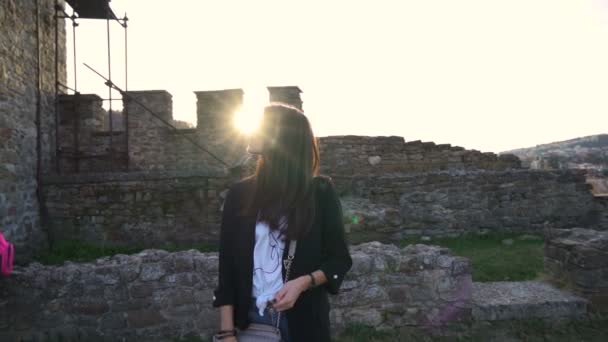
233, 106, 263, 135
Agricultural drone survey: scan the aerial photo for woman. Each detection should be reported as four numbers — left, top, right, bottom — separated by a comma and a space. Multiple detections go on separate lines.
212, 103, 353, 342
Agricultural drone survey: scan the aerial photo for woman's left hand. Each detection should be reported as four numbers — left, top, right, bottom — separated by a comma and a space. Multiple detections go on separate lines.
271, 276, 309, 311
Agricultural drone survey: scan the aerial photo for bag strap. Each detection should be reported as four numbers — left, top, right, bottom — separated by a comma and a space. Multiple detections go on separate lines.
274, 239, 297, 329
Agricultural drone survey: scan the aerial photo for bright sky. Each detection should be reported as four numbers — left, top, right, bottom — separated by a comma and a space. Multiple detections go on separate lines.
66, 0, 608, 153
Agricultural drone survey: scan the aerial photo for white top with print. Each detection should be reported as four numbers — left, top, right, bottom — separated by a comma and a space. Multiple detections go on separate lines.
252, 214, 287, 316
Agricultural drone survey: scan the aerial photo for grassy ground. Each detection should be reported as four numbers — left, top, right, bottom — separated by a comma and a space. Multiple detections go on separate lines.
35, 233, 545, 283
335, 315, 608, 342
400, 232, 545, 282
173, 316, 608, 342
33, 239, 217, 265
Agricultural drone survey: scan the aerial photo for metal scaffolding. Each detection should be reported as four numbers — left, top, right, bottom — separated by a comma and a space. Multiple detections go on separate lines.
53, 0, 230, 174
54, 0, 128, 173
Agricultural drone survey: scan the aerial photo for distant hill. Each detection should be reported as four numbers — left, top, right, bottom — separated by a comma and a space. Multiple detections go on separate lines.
499, 134, 608, 194
499, 134, 608, 170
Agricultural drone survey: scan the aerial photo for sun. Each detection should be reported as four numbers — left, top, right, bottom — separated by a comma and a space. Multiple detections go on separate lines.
233, 88, 268, 135
233, 105, 263, 135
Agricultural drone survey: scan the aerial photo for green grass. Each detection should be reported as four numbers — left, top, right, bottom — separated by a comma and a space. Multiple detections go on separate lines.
400, 232, 545, 282
34, 232, 544, 283
33, 239, 218, 265
336, 315, 608, 342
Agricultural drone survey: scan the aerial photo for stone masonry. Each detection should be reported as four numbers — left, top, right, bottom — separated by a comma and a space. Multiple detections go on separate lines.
45, 86, 608, 249
544, 227, 608, 311
55, 90, 521, 177
341, 169, 607, 242
57, 94, 127, 174
0, 242, 472, 341
3, 0, 608, 269
39, 167, 607, 249
1, 0, 66, 262
319, 135, 521, 179
41, 170, 231, 248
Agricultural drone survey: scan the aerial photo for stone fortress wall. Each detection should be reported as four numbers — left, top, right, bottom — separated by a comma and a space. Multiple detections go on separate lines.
41, 86, 608, 250
342, 168, 607, 243
1, 0, 67, 260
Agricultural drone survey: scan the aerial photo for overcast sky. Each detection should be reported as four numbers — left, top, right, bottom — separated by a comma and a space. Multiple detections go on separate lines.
65, 0, 608, 153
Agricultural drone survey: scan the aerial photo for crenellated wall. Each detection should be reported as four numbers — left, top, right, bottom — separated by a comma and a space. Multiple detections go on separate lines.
55, 88, 521, 179
57, 94, 128, 173
56, 89, 249, 174
47, 86, 608, 247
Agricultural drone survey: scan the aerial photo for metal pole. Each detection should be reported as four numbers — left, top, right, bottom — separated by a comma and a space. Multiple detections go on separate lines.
72, 14, 78, 92
74, 96, 80, 172
83, 63, 230, 168
124, 13, 129, 170
107, 17, 113, 171
54, 0, 60, 174
36, 0, 42, 181
124, 14, 128, 91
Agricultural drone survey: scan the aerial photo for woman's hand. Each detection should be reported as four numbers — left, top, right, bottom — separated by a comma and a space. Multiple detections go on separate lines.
271, 276, 310, 311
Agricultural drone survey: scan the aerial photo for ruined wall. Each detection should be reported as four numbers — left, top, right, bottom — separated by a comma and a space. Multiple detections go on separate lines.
318, 136, 522, 179
41, 171, 230, 248
47, 89, 608, 245
341, 169, 606, 242
56, 89, 249, 174
0, 0, 66, 262
43, 168, 604, 247
57, 94, 128, 173
544, 227, 608, 311
55, 88, 521, 179
0, 242, 472, 341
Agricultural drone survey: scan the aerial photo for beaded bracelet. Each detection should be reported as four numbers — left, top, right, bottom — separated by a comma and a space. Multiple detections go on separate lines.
308, 272, 316, 288
214, 329, 237, 340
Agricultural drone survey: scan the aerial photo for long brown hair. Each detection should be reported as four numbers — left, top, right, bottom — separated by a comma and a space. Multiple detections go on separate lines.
242, 103, 320, 240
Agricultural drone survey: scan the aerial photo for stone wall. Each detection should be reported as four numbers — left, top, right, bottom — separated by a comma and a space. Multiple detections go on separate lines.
318, 135, 522, 178
41, 170, 230, 248
57, 94, 128, 173
55, 89, 522, 179
594, 195, 608, 229
1, 0, 66, 262
39, 167, 607, 248
544, 227, 608, 311
341, 169, 606, 242
0, 242, 472, 341
56, 89, 249, 175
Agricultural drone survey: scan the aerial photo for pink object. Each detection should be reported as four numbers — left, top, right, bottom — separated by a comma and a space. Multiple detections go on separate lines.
0, 232, 15, 277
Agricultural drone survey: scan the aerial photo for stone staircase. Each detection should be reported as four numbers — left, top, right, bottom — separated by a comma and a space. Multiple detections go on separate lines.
472, 281, 588, 321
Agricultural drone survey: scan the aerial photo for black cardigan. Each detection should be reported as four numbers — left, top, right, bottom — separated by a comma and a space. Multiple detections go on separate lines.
212, 175, 353, 342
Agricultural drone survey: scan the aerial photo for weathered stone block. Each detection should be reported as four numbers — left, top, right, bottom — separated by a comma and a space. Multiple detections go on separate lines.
544, 228, 608, 311
127, 309, 166, 328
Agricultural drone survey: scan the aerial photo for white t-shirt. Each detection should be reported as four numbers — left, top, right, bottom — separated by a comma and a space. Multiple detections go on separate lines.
252, 213, 288, 316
